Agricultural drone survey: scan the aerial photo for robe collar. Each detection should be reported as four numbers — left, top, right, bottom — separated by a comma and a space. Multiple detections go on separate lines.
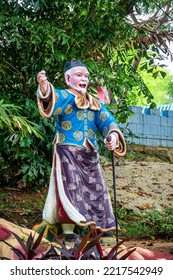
68, 88, 101, 111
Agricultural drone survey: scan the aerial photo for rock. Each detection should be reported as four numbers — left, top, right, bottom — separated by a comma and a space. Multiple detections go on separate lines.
0, 218, 51, 259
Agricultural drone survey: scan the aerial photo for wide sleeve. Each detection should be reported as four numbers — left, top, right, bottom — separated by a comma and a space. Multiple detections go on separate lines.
109, 129, 126, 158
37, 82, 57, 118
95, 104, 126, 157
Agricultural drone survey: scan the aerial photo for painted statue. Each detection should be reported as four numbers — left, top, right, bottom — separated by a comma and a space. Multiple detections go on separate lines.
34, 59, 126, 240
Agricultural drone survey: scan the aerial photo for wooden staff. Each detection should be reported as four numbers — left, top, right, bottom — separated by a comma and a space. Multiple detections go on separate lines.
107, 135, 119, 243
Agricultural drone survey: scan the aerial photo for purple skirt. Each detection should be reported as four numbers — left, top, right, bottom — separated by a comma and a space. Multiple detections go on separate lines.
55, 145, 116, 231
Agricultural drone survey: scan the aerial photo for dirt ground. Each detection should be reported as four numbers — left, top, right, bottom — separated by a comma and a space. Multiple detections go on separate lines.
102, 160, 173, 214
0, 145, 173, 254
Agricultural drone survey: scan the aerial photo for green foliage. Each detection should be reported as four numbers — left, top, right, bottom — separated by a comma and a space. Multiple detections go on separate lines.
167, 79, 173, 102
0, 0, 172, 188
118, 206, 173, 239
143, 207, 173, 238
0, 99, 43, 138
0, 98, 54, 188
138, 57, 173, 105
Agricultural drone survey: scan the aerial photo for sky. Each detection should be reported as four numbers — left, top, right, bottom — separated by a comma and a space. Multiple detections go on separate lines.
155, 42, 173, 76
160, 42, 173, 75
164, 58, 173, 75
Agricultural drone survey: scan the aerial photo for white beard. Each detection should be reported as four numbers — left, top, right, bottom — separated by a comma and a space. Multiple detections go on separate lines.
68, 83, 87, 95
79, 88, 87, 95
69, 84, 87, 95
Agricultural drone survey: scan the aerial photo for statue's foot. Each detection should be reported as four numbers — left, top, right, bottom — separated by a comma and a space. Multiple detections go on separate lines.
101, 231, 114, 237
63, 233, 79, 243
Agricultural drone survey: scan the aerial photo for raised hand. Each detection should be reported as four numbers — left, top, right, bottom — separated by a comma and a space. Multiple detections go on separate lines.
37, 70, 48, 94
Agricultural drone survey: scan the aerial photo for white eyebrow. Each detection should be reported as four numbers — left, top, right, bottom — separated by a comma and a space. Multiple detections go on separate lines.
75, 71, 89, 74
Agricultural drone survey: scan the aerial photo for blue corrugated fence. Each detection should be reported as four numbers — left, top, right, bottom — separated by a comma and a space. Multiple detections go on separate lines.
122, 104, 173, 147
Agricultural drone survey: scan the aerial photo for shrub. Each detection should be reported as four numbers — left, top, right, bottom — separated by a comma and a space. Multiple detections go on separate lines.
1, 227, 135, 260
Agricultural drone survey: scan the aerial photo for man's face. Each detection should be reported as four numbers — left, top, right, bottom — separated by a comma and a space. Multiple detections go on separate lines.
65, 66, 89, 94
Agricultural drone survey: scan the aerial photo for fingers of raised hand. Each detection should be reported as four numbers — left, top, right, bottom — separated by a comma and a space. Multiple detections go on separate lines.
37, 70, 47, 84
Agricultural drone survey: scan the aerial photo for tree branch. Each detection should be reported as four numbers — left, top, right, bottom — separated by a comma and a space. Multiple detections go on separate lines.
152, 0, 172, 32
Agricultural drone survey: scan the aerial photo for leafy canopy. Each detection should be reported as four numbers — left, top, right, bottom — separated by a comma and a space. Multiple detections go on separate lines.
0, 0, 173, 187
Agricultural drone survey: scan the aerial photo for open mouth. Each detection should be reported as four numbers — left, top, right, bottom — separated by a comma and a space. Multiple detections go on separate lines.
79, 82, 87, 88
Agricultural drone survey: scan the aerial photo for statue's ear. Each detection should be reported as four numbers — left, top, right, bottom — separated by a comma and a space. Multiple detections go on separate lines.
65, 74, 70, 85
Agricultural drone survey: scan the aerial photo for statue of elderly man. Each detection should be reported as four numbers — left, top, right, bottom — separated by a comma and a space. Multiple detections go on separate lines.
34, 58, 126, 240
